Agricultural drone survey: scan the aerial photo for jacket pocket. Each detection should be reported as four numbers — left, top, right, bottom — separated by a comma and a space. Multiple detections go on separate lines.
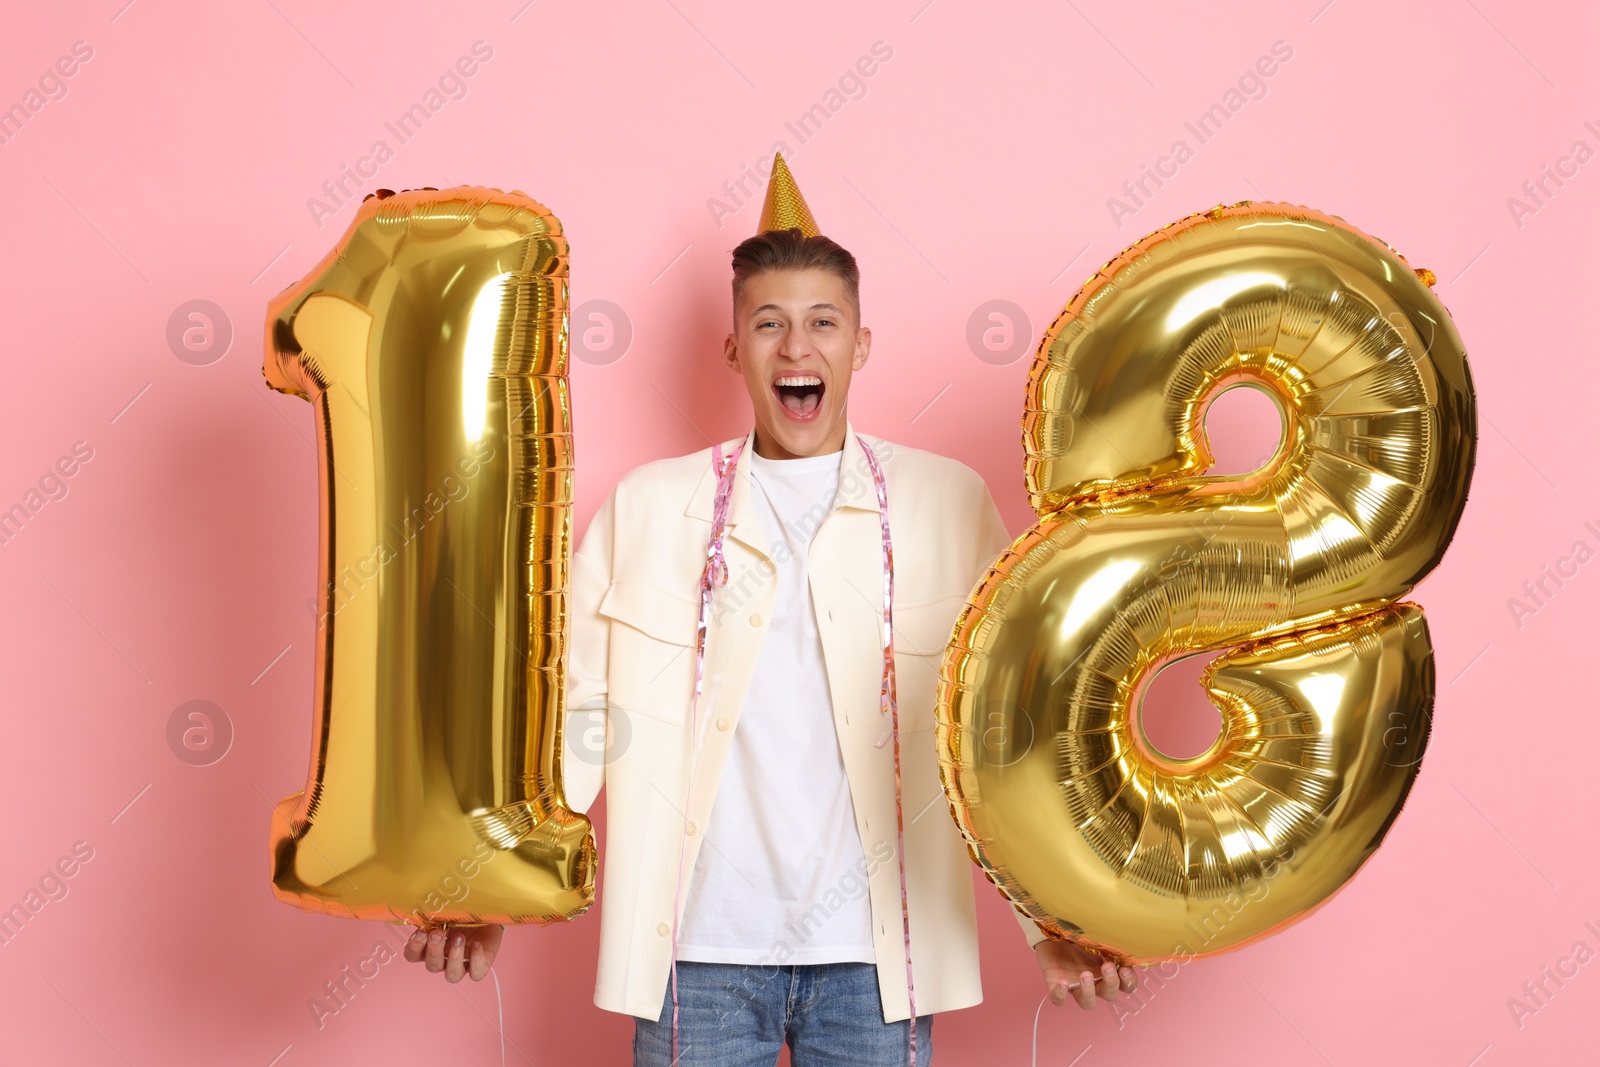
598, 581, 699, 725
891, 595, 968, 732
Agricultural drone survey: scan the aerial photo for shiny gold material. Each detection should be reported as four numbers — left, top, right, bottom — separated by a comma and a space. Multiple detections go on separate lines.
263, 187, 594, 926
757, 153, 820, 237
937, 202, 1476, 963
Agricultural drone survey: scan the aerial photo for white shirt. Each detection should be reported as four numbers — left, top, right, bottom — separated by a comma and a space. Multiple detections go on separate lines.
674, 447, 876, 964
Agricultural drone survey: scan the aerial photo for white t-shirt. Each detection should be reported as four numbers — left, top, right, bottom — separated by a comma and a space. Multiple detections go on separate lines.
675, 447, 876, 965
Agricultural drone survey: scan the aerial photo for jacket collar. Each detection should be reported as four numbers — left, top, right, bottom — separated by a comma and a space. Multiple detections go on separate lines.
833, 425, 883, 513
683, 420, 882, 558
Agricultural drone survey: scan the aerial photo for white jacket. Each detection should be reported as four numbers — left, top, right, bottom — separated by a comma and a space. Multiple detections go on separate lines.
563, 422, 1045, 1023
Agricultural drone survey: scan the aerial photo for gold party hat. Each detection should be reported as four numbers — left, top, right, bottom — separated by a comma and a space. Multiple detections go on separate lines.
757, 153, 820, 237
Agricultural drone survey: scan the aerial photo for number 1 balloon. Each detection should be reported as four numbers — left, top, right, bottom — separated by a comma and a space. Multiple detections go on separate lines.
937, 202, 1475, 962
263, 187, 594, 926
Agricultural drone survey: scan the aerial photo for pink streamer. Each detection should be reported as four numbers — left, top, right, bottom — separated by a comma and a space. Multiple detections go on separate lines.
671, 437, 743, 1066
671, 435, 915, 1066
856, 437, 918, 1067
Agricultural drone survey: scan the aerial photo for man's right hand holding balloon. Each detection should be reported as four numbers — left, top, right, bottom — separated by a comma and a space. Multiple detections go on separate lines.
403, 922, 504, 983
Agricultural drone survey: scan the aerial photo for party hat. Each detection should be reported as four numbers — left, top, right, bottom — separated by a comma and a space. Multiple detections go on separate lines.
756, 153, 820, 237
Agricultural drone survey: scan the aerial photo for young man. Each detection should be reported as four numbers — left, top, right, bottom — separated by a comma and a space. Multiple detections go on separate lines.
404, 157, 1135, 1063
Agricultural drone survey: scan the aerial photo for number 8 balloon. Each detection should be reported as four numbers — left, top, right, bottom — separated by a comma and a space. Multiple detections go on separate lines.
263, 187, 594, 926
937, 202, 1475, 963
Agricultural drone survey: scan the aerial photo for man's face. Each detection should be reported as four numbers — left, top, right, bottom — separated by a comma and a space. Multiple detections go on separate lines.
724, 267, 870, 460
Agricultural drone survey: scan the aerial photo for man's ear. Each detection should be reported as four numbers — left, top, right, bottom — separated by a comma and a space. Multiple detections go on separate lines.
723, 332, 741, 374
852, 326, 872, 371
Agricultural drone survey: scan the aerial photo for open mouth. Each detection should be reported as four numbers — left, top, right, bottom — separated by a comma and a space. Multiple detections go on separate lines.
773, 374, 825, 420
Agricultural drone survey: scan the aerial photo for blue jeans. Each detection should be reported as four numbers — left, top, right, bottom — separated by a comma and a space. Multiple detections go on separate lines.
633, 961, 933, 1066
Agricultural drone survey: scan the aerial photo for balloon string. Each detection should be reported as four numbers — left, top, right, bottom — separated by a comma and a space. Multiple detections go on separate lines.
491, 966, 505, 1067
671, 437, 745, 1066
856, 437, 916, 1067
1031, 992, 1049, 1067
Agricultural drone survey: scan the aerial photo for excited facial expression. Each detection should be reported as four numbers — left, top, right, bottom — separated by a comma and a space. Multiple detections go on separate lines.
724, 268, 871, 459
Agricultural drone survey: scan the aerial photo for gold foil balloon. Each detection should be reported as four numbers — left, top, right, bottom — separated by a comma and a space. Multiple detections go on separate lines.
937, 202, 1475, 963
263, 187, 594, 926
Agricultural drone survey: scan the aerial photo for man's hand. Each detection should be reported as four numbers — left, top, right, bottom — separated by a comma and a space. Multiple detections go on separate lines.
402, 922, 504, 983
1034, 939, 1137, 1010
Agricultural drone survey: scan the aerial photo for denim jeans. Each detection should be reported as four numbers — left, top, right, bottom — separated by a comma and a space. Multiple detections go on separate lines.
633, 961, 933, 1066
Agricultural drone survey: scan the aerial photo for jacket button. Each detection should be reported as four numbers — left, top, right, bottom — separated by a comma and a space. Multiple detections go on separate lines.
716, 717, 731, 731
657, 922, 670, 936
749, 612, 763, 627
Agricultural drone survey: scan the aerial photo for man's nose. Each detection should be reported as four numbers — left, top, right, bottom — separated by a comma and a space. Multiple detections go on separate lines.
778, 324, 817, 358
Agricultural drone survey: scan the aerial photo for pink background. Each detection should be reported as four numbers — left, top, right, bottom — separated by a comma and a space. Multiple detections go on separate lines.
2, 1, 1596, 1063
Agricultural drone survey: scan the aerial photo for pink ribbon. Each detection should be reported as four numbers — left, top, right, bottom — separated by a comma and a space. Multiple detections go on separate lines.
670, 434, 915, 1065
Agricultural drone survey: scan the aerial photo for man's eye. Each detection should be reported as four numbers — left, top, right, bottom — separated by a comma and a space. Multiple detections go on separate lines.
814, 319, 834, 328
